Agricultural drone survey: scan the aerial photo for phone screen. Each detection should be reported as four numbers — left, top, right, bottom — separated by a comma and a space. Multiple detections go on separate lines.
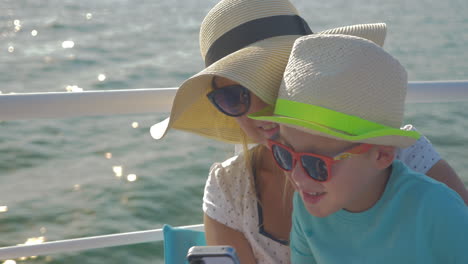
190, 256, 238, 264
187, 246, 241, 264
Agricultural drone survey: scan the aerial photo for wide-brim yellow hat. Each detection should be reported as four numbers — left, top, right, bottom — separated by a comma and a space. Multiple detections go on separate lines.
150, 0, 387, 144
249, 34, 420, 148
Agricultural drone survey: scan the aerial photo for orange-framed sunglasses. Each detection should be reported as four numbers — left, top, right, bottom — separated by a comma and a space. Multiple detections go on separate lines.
268, 139, 373, 182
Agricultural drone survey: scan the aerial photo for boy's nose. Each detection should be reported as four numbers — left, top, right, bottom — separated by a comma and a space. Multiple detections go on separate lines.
290, 162, 318, 189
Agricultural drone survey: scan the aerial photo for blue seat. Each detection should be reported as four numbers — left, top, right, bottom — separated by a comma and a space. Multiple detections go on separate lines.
163, 224, 206, 264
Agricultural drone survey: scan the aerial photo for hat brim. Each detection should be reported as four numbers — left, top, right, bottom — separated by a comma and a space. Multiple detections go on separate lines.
151, 23, 388, 144
151, 35, 298, 143
248, 106, 420, 148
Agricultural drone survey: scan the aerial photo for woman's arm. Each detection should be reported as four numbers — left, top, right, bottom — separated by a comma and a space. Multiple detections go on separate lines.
204, 213, 257, 264
426, 159, 468, 205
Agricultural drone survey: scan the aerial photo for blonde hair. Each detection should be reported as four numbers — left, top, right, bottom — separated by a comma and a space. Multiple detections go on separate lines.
239, 130, 293, 210
239, 130, 263, 202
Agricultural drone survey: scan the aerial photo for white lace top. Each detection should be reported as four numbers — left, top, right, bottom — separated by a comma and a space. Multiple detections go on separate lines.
203, 125, 440, 264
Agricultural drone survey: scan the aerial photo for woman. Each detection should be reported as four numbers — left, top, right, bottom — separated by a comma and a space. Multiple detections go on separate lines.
151, 0, 468, 263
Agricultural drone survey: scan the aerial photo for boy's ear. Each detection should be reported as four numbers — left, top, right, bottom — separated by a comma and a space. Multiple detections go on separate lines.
373, 145, 396, 169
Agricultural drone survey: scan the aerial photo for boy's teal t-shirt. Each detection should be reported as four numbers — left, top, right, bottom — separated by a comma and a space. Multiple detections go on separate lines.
290, 160, 468, 264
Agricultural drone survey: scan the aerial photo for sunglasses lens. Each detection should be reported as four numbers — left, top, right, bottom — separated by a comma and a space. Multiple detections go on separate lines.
209, 85, 250, 116
272, 144, 293, 171
301, 156, 328, 181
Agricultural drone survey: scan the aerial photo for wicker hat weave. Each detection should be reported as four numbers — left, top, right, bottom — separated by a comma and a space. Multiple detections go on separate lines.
249, 34, 420, 148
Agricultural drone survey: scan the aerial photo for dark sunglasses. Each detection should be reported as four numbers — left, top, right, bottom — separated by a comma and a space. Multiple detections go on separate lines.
206, 84, 251, 117
268, 139, 373, 182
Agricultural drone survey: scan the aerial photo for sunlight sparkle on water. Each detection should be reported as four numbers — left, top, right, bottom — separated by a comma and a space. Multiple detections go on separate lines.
62, 40, 75, 49
13, 20, 21, 32
86, 13, 93, 20
23, 237, 45, 245
98, 74, 106, 81
127, 174, 137, 182
31, 30, 38, 36
113, 166, 123, 177
65, 85, 83, 92
14, 237, 45, 260
8, 46, 14, 53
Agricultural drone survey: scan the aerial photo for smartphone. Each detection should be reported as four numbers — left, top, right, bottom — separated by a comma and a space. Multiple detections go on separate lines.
186, 245, 241, 264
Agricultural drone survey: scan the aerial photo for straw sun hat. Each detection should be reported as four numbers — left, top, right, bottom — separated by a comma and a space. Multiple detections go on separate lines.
150, 0, 388, 144
249, 34, 421, 148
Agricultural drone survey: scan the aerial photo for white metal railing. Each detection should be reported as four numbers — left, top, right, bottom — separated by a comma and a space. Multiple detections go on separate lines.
406, 80, 468, 103
0, 224, 204, 260
0, 80, 468, 121
0, 87, 177, 121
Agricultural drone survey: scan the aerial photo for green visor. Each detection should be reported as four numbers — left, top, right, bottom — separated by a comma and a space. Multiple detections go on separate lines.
248, 99, 420, 148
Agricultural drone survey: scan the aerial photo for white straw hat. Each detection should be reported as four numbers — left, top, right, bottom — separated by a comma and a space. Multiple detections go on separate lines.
150, 0, 388, 144
249, 34, 420, 148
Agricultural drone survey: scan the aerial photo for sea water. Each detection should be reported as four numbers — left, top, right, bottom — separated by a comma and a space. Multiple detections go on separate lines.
0, 0, 467, 263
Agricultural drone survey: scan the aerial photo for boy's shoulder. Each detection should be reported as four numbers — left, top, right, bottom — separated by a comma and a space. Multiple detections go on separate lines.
391, 159, 441, 187
390, 160, 465, 208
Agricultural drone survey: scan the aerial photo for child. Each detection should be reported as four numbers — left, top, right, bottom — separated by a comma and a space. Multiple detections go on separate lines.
249, 34, 468, 263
